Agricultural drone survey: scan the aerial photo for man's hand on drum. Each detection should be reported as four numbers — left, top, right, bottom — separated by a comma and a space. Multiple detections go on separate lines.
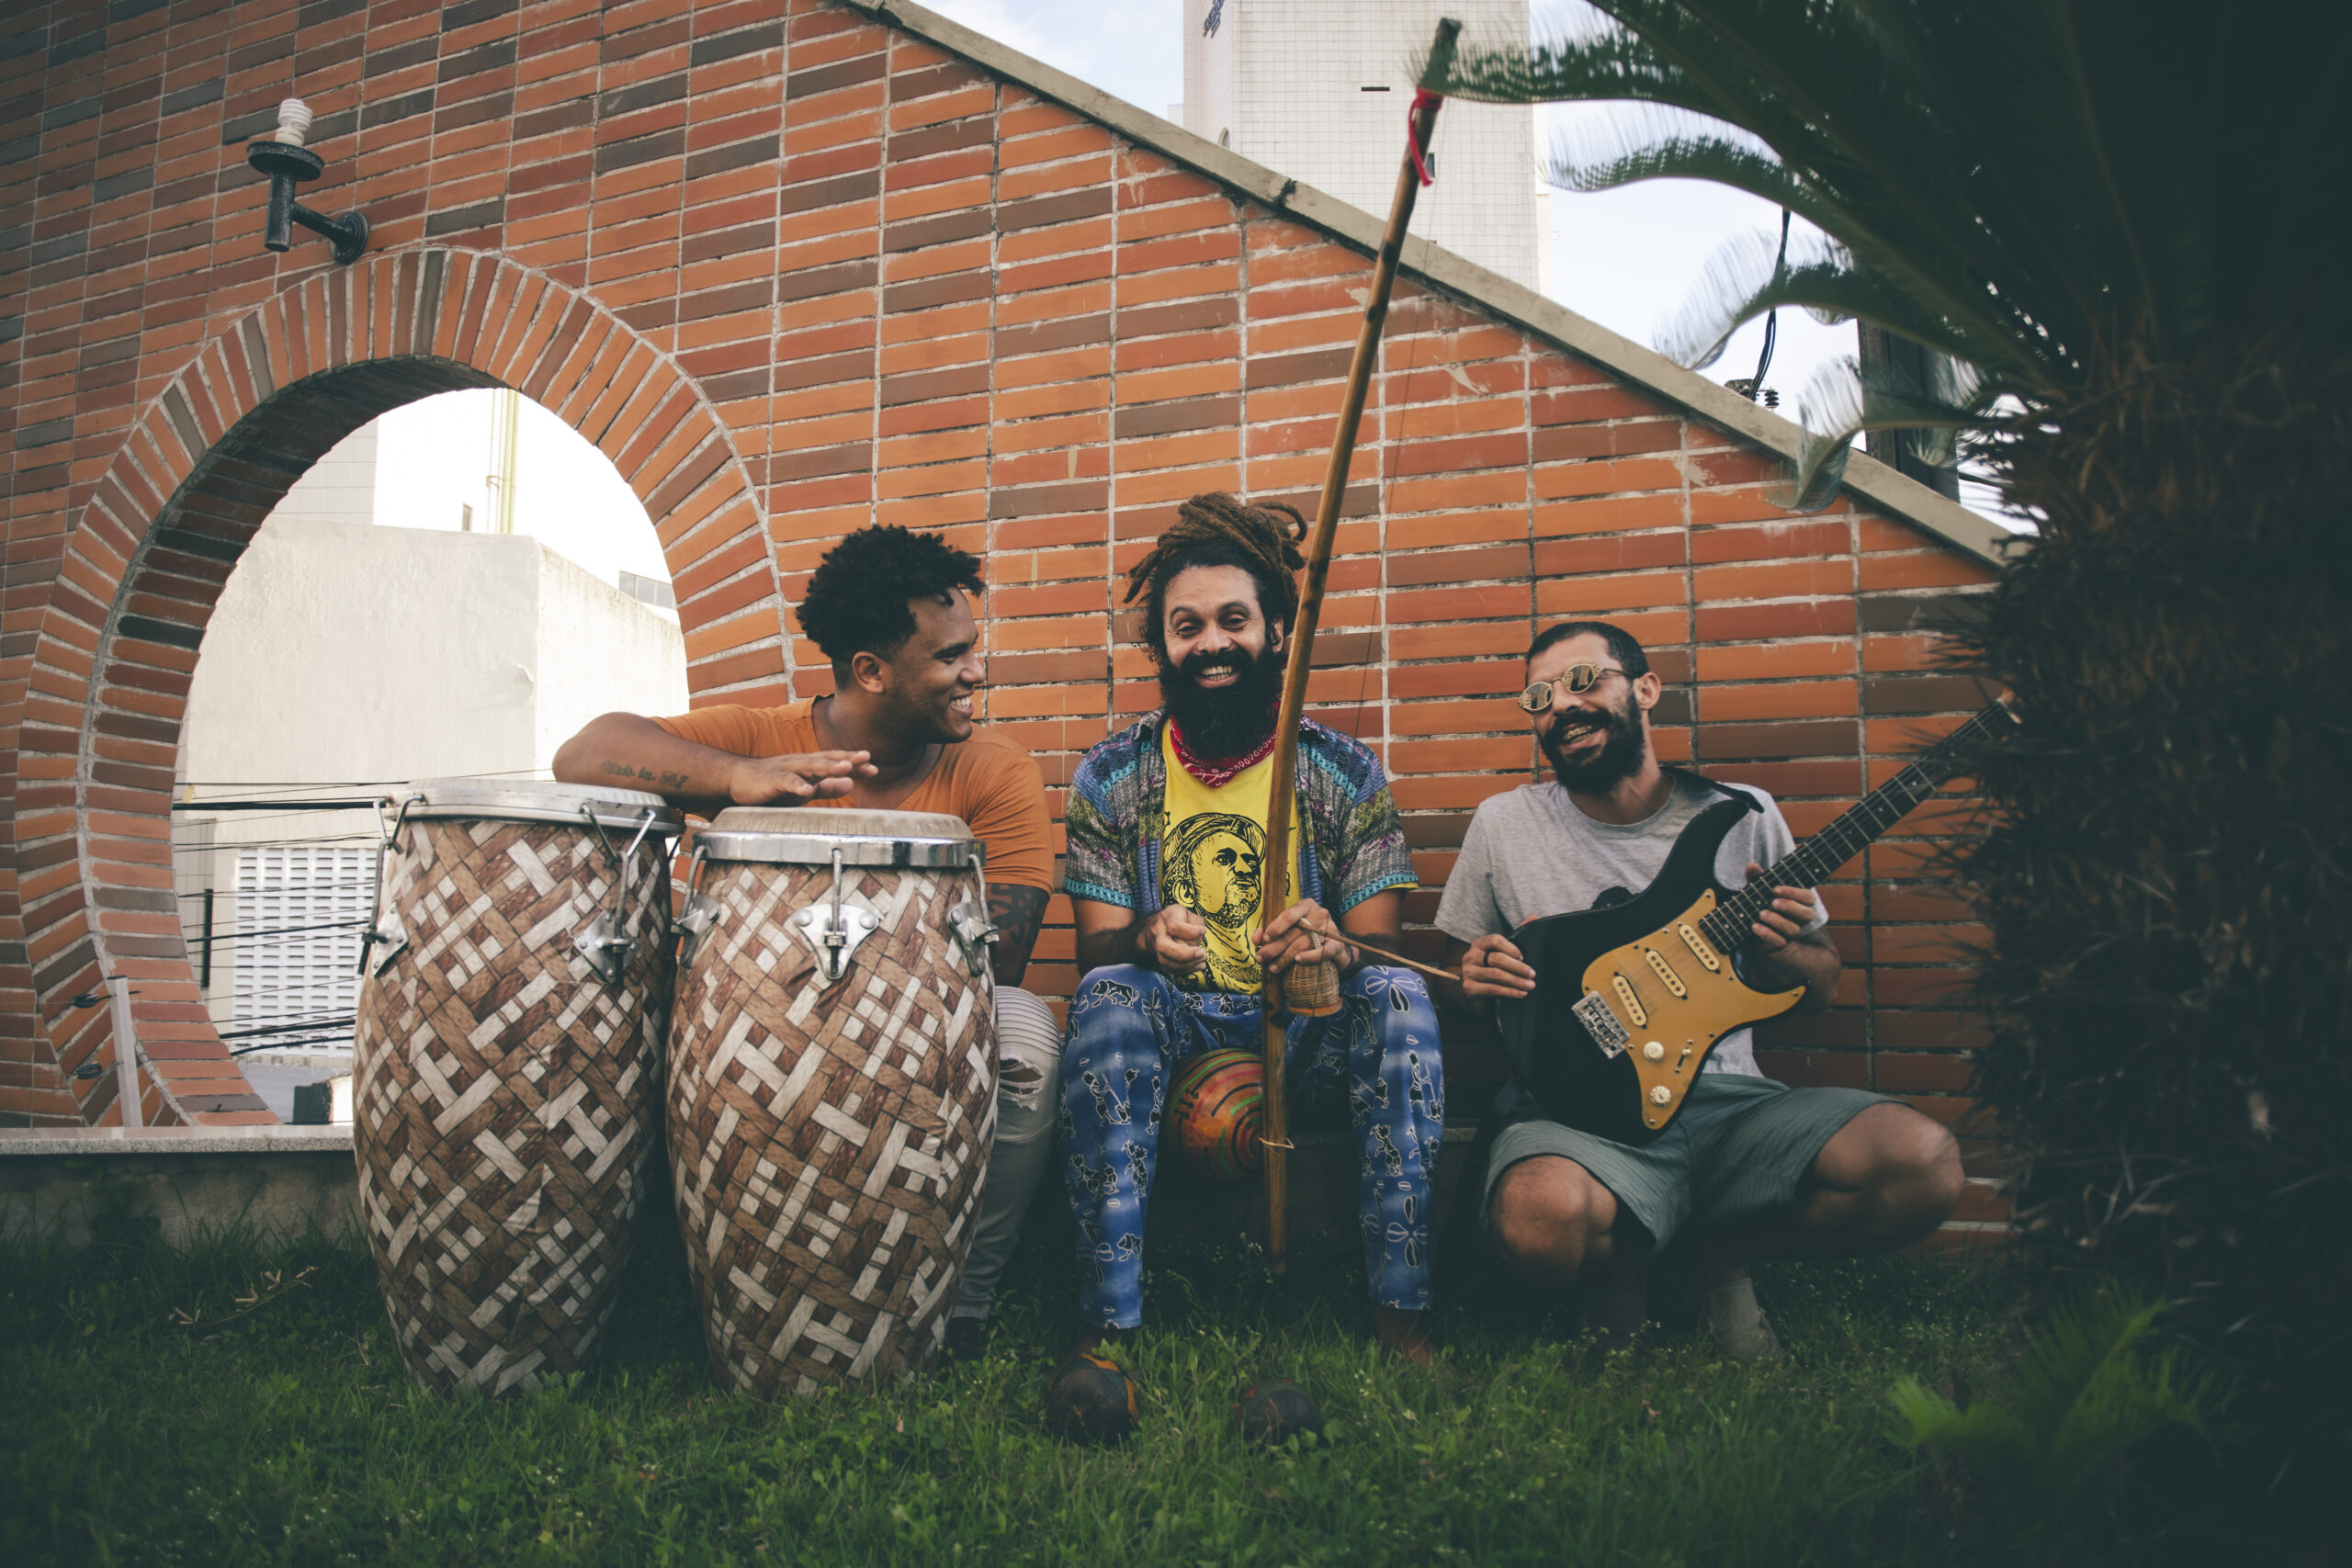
1134, 904, 1210, 975
729, 750, 876, 806
1254, 897, 1356, 976
1460, 933, 1536, 999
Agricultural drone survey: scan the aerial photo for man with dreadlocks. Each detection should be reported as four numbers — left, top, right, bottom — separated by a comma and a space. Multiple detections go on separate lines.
1046, 491, 1443, 1439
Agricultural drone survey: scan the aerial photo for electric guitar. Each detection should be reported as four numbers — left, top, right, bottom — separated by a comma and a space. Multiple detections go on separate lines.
1498, 697, 2018, 1146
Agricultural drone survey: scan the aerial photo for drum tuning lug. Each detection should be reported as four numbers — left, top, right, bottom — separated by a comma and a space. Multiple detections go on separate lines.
787, 898, 880, 983
573, 909, 636, 986
675, 893, 721, 966
947, 900, 998, 978
789, 846, 879, 984
361, 917, 407, 977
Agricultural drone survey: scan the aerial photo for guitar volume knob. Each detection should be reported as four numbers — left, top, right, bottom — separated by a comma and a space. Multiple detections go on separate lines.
1643, 1041, 1665, 1062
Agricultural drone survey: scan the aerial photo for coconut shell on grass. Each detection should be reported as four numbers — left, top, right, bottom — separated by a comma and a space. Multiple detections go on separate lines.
1235, 1378, 1324, 1446
1045, 1351, 1140, 1445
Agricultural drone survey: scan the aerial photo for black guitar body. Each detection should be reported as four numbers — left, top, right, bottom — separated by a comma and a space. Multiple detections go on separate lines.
1496, 798, 1755, 1148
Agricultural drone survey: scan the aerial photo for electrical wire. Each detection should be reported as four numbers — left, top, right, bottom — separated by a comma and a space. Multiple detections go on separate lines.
178, 882, 379, 897
1727, 208, 1792, 407
175, 765, 550, 796
170, 917, 368, 943
174, 836, 378, 855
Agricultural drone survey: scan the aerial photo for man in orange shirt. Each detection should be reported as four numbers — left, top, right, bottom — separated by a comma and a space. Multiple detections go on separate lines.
553, 525, 1058, 1355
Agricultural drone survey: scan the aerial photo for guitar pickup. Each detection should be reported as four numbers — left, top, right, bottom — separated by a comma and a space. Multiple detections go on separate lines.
1676, 922, 1722, 973
1643, 947, 1689, 998
1609, 972, 1648, 1027
1574, 991, 1631, 1058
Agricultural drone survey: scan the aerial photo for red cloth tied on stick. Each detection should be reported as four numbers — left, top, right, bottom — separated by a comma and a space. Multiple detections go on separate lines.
1408, 89, 1444, 186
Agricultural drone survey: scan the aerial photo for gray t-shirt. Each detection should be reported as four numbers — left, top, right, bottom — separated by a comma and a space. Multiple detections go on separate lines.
1433, 774, 1826, 1077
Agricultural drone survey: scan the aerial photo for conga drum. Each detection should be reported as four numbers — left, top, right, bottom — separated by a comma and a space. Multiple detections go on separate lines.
667, 808, 999, 1397
351, 779, 679, 1393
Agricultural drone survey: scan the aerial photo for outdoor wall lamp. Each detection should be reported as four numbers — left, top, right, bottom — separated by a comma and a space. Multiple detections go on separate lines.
244, 98, 368, 265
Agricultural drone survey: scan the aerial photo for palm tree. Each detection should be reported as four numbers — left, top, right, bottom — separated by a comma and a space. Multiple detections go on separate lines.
1425, 0, 2351, 1487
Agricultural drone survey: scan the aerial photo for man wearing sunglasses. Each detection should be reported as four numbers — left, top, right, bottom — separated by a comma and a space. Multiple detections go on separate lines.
1434, 620, 1962, 1359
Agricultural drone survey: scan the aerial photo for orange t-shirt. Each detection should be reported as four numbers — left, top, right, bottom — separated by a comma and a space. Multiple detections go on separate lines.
652, 699, 1055, 893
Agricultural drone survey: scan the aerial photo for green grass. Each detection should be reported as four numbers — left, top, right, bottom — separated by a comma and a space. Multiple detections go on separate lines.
0, 1207, 2027, 1566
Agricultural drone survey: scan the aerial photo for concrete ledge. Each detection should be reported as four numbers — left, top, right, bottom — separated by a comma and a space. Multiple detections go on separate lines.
0, 1126, 359, 1248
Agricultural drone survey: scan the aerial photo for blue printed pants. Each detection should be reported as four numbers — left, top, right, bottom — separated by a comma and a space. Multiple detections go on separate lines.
1059, 964, 1444, 1328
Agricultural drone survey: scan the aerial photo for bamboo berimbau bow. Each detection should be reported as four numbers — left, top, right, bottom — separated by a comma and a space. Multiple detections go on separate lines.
1256, 17, 1461, 1274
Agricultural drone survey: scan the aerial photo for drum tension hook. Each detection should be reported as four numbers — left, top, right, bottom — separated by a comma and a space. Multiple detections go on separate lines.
788, 847, 880, 984
356, 794, 418, 977
946, 899, 998, 978
575, 806, 660, 986
676, 844, 719, 966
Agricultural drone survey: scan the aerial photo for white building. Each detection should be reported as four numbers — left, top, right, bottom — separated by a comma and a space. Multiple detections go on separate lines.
173, 406, 689, 1082
1179, 0, 1548, 292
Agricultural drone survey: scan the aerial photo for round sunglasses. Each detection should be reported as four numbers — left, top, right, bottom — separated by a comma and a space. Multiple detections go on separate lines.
1516, 664, 1629, 714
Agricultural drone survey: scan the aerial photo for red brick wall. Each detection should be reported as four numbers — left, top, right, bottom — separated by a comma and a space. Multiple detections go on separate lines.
0, 0, 1997, 1230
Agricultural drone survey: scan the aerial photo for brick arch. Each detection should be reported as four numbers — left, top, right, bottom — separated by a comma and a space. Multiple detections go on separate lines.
10, 248, 786, 1126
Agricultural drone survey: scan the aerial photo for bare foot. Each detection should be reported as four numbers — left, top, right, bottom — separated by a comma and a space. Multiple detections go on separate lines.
1373, 1306, 1434, 1366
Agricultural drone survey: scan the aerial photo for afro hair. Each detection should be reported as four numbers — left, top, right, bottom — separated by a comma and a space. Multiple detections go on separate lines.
794, 525, 984, 672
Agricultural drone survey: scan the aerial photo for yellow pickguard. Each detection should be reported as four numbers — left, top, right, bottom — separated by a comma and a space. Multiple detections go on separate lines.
1578, 887, 1805, 1133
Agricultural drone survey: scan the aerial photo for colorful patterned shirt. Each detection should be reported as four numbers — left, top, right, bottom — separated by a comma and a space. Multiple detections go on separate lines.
1064, 710, 1417, 968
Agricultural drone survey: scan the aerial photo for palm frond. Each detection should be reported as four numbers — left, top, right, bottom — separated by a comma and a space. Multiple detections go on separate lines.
1538, 109, 2067, 389
1642, 228, 1998, 374
1782, 352, 1997, 511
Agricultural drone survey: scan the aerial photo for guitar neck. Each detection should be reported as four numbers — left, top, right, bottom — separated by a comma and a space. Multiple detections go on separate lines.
1699, 701, 2012, 952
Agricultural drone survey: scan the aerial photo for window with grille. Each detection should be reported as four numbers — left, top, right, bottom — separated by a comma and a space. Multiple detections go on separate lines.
232, 846, 371, 1050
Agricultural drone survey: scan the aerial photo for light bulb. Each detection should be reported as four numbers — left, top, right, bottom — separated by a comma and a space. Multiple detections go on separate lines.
274, 97, 312, 148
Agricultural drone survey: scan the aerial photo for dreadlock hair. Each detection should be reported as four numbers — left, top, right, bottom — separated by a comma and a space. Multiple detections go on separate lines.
1122, 491, 1308, 665
796, 525, 984, 674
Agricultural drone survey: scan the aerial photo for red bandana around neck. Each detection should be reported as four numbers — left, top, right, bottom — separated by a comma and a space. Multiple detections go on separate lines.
1167, 716, 1278, 790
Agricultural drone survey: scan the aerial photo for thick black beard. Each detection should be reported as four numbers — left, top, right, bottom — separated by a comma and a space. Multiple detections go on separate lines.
1159, 640, 1285, 761
1543, 690, 1649, 794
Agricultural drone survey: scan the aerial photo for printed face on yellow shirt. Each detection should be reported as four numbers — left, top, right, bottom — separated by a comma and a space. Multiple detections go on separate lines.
1170, 812, 1263, 932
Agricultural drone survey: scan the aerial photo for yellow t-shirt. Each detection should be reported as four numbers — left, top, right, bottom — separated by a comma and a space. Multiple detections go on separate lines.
1157, 726, 1298, 994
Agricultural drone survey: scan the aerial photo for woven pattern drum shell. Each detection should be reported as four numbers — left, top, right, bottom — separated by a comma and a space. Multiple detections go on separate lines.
667, 818, 996, 1400
1171, 1047, 1265, 1184
352, 812, 671, 1395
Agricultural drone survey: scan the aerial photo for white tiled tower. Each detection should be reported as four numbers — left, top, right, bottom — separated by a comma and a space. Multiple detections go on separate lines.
1182, 0, 1546, 292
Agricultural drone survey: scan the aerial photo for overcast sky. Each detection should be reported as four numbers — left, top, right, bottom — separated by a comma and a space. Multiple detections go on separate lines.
922, 0, 1859, 412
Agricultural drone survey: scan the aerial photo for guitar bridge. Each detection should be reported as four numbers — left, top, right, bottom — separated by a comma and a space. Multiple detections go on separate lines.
1574, 991, 1631, 1058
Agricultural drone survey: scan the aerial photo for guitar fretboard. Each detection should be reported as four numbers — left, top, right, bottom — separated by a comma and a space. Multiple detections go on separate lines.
1695, 702, 2014, 956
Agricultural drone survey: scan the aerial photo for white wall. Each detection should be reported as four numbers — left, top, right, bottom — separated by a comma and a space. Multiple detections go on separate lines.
182, 516, 546, 787
531, 544, 692, 774
267, 419, 379, 528
176, 517, 691, 1043
1185, 0, 1543, 292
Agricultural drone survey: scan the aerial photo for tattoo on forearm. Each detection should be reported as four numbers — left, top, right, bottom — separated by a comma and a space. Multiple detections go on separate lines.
985, 883, 1048, 989
598, 759, 691, 792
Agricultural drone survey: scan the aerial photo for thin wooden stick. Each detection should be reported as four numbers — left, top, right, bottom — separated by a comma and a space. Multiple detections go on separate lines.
1337, 936, 1460, 988
1257, 20, 1459, 1275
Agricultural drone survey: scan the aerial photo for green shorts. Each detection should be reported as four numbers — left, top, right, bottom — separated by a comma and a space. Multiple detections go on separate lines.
1482, 1073, 1898, 1253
